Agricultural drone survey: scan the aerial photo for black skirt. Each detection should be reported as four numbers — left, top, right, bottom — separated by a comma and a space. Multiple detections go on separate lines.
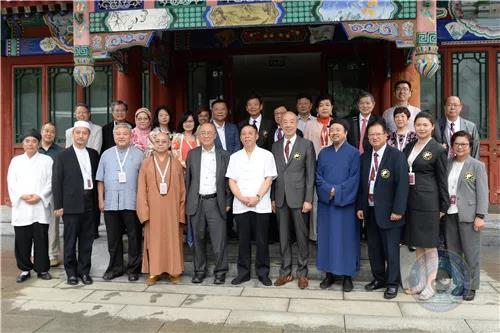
405, 209, 440, 248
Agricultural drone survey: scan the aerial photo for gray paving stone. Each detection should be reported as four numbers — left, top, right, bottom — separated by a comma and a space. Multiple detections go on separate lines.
81, 290, 187, 307
465, 319, 500, 333
344, 290, 417, 302
0, 313, 53, 333
345, 315, 471, 332
1, 299, 28, 313
158, 323, 282, 333
399, 302, 500, 320
145, 283, 243, 296
36, 316, 163, 333
241, 286, 342, 299
12, 286, 93, 302
22, 277, 65, 288
116, 304, 229, 324
57, 281, 147, 292
181, 295, 289, 311
289, 299, 402, 316
226, 310, 344, 330
11, 300, 124, 317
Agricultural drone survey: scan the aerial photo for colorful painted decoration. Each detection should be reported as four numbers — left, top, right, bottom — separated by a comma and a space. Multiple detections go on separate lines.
43, 13, 73, 52
104, 9, 173, 32
317, 0, 397, 21
343, 20, 415, 48
91, 31, 155, 52
448, 0, 500, 39
204, 2, 285, 28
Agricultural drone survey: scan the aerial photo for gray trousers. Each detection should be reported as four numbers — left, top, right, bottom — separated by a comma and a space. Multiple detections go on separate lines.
445, 214, 481, 290
276, 201, 309, 277
48, 216, 61, 260
191, 197, 228, 276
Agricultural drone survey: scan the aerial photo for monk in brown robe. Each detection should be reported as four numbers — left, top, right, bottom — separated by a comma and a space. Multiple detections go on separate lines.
137, 132, 186, 286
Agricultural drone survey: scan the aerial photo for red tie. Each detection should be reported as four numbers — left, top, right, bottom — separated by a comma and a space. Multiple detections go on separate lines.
278, 128, 283, 141
285, 140, 291, 161
359, 118, 367, 154
449, 122, 455, 157
368, 152, 379, 203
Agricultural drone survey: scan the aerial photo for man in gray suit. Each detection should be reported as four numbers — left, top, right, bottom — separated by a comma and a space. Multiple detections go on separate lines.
186, 123, 232, 284
436, 96, 480, 159
272, 112, 316, 289
445, 131, 488, 301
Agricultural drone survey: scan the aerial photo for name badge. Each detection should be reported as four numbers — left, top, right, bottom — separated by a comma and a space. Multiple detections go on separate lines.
159, 182, 168, 195
118, 171, 127, 183
369, 180, 375, 195
408, 172, 415, 185
449, 195, 457, 205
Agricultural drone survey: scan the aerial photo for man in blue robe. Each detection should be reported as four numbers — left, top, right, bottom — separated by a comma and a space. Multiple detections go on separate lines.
316, 119, 360, 292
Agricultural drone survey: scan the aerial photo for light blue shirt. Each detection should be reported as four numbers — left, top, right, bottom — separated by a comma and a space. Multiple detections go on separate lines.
96, 145, 144, 211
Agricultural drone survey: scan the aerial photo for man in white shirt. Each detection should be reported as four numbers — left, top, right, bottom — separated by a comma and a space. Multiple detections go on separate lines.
296, 94, 316, 132
382, 80, 421, 132
7, 129, 53, 283
226, 124, 277, 286
65, 103, 103, 153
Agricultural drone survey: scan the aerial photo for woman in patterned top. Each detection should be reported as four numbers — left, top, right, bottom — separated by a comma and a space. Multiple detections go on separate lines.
387, 106, 417, 152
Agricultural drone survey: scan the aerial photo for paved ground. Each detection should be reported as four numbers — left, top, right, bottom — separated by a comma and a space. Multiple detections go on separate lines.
1, 207, 499, 333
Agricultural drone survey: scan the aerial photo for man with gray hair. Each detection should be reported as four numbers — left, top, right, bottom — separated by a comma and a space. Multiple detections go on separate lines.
96, 123, 144, 281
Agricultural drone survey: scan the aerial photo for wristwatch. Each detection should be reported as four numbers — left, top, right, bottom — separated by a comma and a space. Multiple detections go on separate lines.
256, 194, 261, 201
476, 214, 485, 219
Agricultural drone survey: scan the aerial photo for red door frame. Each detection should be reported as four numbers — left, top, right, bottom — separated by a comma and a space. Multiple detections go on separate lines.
440, 44, 500, 203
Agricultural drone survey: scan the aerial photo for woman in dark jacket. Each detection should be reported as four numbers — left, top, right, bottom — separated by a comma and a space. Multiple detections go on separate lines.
403, 112, 449, 300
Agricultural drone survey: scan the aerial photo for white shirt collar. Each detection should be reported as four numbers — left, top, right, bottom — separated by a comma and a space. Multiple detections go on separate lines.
202, 145, 216, 154
372, 144, 387, 159
213, 120, 225, 129
359, 113, 371, 121
73, 145, 87, 152
249, 114, 262, 124
284, 134, 297, 145
447, 117, 460, 126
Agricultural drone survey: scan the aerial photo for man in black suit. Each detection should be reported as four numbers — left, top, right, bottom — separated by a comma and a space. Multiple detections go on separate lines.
238, 93, 274, 151
53, 121, 100, 286
186, 123, 232, 285
357, 120, 409, 299
101, 100, 133, 153
346, 91, 383, 155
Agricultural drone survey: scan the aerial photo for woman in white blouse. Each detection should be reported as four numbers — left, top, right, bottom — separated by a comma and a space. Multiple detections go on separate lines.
7, 130, 53, 283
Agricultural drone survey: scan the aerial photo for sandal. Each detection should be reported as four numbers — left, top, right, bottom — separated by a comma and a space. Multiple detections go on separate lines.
418, 285, 436, 300
145, 275, 160, 286
404, 287, 423, 295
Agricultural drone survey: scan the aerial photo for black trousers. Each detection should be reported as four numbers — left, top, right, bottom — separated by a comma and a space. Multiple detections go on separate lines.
14, 222, 49, 273
235, 211, 270, 278
63, 193, 96, 277
366, 207, 402, 287
103, 210, 143, 275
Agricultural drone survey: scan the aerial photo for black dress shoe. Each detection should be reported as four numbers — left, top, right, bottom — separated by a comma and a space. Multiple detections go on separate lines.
214, 275, 226, 285
258, 276, 272, 286
231, 275, 250, 285
320, 273, 335, 289
67, 276, 78, 285
192, 273, 206, 284
343, 276, 353, 292
365, 280, 385, 291
384, 286, 398, 299
451, 285, 464, 296
463, 289, 476, 301
128, 273, 139, 281
16, 272, 31, 283
37, 272, 52, 280
80, 274, 93, 285
103, 272, 123, 281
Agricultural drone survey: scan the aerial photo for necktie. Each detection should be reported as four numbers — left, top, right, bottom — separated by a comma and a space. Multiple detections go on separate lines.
368, 152, 379, 203
449, 122, 455, 157
252, 119, 257, 127
278, 128, 283, 141
359, 118, 367, 154
285, 140, 291, 162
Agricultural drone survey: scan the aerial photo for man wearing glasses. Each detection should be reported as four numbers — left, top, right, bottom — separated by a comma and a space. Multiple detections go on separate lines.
382, 81, 421, 133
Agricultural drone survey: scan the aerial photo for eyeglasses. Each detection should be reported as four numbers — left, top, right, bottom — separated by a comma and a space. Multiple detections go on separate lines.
199, 131, 215, 136
453, 142, 469, 148
368, 133, 386, 137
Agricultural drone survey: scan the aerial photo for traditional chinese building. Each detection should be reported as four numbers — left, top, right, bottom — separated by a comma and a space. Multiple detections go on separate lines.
1, 0, 499, 204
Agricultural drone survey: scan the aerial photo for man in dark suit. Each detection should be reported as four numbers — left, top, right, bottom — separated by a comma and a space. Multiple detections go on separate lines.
272, 112, 316, 289
346, 91, 383, 155
101, 100, 134, 153
53, 121, 100, 286
435, 96, 480, 159
237, 93, 274, 151
357, 120, 409, 299
186, 123, 232, 284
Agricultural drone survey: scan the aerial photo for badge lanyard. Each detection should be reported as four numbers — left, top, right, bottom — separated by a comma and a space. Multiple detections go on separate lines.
115, 147, 130, 183
78, 151, 93, 189
396, 132, 409, 152
153, 154, 170, 195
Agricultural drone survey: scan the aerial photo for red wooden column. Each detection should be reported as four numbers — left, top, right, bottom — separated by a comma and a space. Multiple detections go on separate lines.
115, 47, 142, 123
391, 48, 421, 107
150, 72, 171, 113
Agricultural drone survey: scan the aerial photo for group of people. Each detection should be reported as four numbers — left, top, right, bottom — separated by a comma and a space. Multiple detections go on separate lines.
7, 80, 488, 302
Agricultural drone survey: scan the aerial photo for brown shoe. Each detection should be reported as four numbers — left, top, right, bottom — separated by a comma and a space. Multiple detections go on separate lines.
274, 274, 293, 286
145, 275, 160, 286
298, 277, 309, 289
169, 274, 181, 284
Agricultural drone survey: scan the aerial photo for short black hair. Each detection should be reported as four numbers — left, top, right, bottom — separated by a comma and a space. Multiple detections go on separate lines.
245, 92, 263, 105
177, 111, 198, 133
196, 105, 210, 116
74, 102, 89, 111
111, 100, 128, 111
358, 90, 375, 103
239, 123, 258, 135
393, 106, 411, 119
414, 111, 435, 126
367, 120, 388, 134
296, 93, 313, 103
273, 104, 288, 112
451, 130, 473, 147
315, 94, 334, 110
211, 98, 228, 109
152, 105, 171, 129
329, 119, 349, 132
394, 80, 412, 91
